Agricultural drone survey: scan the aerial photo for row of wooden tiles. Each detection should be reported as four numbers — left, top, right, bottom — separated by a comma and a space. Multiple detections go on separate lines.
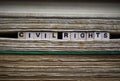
18, 32, 110, 41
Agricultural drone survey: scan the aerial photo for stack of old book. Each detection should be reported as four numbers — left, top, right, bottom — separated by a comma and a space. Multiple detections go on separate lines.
0, 1, 120, 81
0, 1, 120, 51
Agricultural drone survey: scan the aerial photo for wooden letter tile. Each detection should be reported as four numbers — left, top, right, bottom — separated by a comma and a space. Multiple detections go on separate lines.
87, 32, 94, 41
70, 32, 79, 41
94, 32, 102, 40
101, 32, 110, 40
42, 32, 50, 40
79, 32, 86, 41
63, 32, 71, 40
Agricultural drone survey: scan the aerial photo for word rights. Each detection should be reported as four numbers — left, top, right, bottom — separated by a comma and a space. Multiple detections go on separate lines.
18, 32, 110, 41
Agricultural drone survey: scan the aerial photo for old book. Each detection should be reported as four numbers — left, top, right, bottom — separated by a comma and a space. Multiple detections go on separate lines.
0, 1, 119, 52
0, 1, 120, 81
